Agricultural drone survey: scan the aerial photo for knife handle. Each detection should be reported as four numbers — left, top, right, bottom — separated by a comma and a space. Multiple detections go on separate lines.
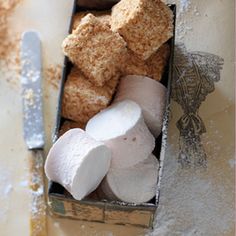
28, 149, 47, 236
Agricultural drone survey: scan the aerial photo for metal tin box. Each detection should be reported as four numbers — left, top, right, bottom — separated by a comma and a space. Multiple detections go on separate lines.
48, 0, 176, 228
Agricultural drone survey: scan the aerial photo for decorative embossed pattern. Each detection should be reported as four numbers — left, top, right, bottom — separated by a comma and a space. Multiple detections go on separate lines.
172, 44, 224, 168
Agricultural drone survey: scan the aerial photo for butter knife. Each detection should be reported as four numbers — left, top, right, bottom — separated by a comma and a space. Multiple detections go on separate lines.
21, 31, 47, 236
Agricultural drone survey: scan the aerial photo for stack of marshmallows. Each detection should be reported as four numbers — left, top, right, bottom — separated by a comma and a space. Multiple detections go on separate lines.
45, 0, 173, 204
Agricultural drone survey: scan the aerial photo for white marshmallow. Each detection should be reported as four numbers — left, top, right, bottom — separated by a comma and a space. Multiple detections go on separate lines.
99, 154, 159, 204
44, 128, 111, 200
114, 75, 167, 137
86, 100, 155, 168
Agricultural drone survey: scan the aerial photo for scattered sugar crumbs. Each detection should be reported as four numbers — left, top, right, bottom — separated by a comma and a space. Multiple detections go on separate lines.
23, 88, 35, 106
0, 0, 22, 89
164, 0, 201, 41
44, 64, 62, 90
0, 0, 62, 91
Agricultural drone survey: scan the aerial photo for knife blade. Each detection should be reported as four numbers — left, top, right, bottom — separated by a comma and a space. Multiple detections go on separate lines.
21, 31, 47, 236
21, 31, 44, 150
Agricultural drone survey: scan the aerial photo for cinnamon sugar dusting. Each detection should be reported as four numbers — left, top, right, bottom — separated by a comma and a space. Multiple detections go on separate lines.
45, 64, 62, 90
0, 0, 22, 88
0, 0, 21, 60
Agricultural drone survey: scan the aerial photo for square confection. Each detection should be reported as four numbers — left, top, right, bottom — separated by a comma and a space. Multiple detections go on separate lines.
62, 14, 127, 87
72, 11, 111, 31
62, 67, 119, 123
121, 49, 149, 76
146, 43, 170, 81
111, 0, 173, 60
122, 43, 170, 81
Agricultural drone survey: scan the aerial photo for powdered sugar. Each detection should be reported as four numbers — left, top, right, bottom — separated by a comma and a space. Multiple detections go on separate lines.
3, 184, 13, 195
165, 0, 201, 41
0, 169, 13, 198
0, 167, 12, 222
179, 0, 190, 12
19, 180, 28, 187
147, 139, 234, 236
